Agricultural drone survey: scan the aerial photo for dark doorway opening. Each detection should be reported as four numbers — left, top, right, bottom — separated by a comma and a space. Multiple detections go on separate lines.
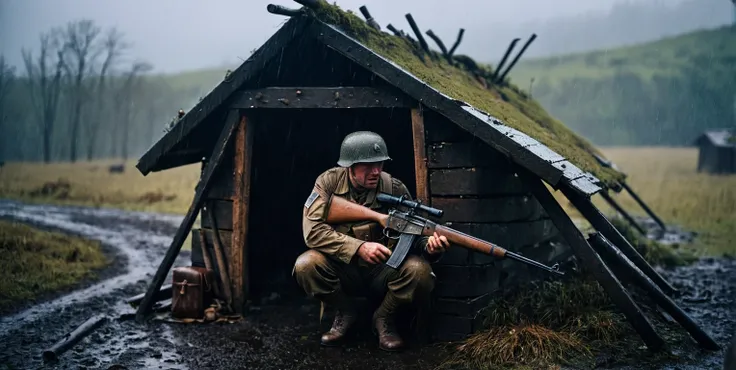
245, 107, 418, 302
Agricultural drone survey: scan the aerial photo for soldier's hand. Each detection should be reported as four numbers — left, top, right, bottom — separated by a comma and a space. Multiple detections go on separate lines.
357, 242, 392, 264
426, 232, 450, 254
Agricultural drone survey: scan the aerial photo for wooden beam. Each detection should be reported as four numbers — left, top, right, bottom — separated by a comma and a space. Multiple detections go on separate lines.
411, 107, 429, 204
229, 86, 415, 109
135, 109, 242, 322
523, 171, 665, 351
598, 190, 647, 235
231, 113, 254, 313
621, 181, 667, 232
560, 184, 679, 297
588, 232, 720, 350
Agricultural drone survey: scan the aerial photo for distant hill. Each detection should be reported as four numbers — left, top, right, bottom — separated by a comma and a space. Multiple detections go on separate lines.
508, 25, 736, 146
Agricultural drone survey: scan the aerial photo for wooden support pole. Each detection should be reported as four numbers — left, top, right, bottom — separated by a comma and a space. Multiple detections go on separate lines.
621, 181, 667, 231
497, 34, 537, 84
524, 173, 665, 351
206, 206, 233, 311
231, 113, 253, 313
560, 184, 679, 297
599, 190, 647, 235
448, 28, 465, 57
405, 13, 429, 53
491, 38, 520, 82
411, 106, 429, 205
43, 315, 108, 362
135, 109, 242, 322
589, 232, 720, 350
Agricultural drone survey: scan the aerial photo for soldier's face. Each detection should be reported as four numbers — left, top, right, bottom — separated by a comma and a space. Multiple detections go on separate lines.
350, 162, 383, 189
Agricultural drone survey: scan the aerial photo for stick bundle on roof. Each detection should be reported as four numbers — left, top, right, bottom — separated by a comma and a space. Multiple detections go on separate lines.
359, 5, 381, 31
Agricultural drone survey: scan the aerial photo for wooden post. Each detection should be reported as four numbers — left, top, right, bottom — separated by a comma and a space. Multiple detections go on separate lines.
523, 173, 665, 351
411, 106, 429, 205
231, 112, 254, 314
598, 190, 647, 235
135, 109, 242, 322
560, 184, 679, 297
589, 232, 720, 350
621, 182, 667, 231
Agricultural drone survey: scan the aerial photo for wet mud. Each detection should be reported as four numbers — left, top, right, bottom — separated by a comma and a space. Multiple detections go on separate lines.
0, 200, 733, 369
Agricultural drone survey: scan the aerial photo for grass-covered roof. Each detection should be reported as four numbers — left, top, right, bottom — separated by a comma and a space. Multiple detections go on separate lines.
309, 1, 625, 187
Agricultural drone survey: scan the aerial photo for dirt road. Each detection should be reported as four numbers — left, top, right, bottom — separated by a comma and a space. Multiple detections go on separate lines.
0, 200, 733, 369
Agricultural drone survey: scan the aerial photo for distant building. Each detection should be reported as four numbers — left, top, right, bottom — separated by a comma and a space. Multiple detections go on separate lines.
693, 129, 736, 174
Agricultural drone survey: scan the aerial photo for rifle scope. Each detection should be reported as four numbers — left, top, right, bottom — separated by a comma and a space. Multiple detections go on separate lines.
377, 193, 444, 218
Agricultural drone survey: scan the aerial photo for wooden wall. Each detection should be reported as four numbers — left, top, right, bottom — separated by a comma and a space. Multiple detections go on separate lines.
420, 109, 566, 342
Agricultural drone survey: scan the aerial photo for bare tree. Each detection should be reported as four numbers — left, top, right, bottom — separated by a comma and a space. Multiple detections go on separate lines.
85, 27, 128, 160
115, 61, 152, 161
0, 55, 16, 161
59, 19, 101, 162
22, 32, 65, 163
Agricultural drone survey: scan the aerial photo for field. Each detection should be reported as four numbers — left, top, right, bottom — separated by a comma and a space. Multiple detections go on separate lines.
0, 147, 734, 257
0, 220, 109, 314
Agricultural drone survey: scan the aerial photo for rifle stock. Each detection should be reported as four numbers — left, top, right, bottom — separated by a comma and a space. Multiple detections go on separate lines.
325, 195, 388, 227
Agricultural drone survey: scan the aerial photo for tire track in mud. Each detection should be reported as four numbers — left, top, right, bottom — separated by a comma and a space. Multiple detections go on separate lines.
0, 200, 191, 369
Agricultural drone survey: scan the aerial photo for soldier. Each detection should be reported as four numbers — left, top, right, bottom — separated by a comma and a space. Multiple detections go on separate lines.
293, 131, 450, 351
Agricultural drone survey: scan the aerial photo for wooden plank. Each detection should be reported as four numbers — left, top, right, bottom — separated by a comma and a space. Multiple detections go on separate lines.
424, 109, 475, 142
427, 141, 510, 169
589, 232, 720, 350
569, 175, 602, 196
431, 195, 545, 223
438, 219, 558, 265
551, 160, 587, 182
201, 199, 233, 231
149, 149, 205, 173
135, 108, 242, 322
229, 86, 415, 109
429, 168, 527, 196
524, 172, 665, 351
206, 155, 235, 200
411, 107, 429, 204
231, 113, 254, 314
311, 21, 565, 187
433, 264, 501, 298
524, 143, 565, 164
621, 181, 667, 231
190, 228, 234, 278
136, 16, 312, 176
560, 184, 678, 297
503, 127, 540, 148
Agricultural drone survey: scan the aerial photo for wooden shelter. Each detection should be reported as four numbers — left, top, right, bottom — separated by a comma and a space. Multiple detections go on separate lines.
694, 129, 736, 174
133, 0, 719, 349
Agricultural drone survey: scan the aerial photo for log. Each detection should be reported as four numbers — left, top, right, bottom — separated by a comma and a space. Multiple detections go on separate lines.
560, 184, 678, 297
358, 5, 380, 31
231, 114, 254, 312
229, 86, 414, 109
429, 168, 527, 196
491, 38, 520, 82
266, 4, 302, 17
448, 28, 465, 57
599, 190, 647, 235
386, 24, 402, 37
425, 30, 450, 63
496, 34, 537, 83
621, 181, 667, 231
135, 108, 241, 322
433, 264, 501, 298
431, 195, 545, 223
589, 232, 720, 350
43, 315, 108, 362
206, 204, 233, 309
125, 284, 173, 306
201, 199, 233, 230
524, 172, 665, 351
405, 13, 429, 53
427, 141, 510, 169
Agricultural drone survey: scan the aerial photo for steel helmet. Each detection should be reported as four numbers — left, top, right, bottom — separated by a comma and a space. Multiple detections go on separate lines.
337, 131, 391, 167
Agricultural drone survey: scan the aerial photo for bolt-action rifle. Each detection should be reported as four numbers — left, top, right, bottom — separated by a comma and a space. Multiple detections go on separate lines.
325, 192, 564, 276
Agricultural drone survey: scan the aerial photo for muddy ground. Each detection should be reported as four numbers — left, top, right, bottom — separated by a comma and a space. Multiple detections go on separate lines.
0, 200, 733, 369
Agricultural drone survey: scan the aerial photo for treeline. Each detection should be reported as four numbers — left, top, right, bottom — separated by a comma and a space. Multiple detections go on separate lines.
0, 20, 208, 163
520, 31, 736, 146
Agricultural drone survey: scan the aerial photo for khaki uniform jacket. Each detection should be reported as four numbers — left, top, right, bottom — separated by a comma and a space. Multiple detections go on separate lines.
302, 166, 434, 265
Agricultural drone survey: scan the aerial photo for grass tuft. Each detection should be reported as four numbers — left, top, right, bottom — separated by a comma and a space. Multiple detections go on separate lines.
441, 277, 628, 369
0, 220, 109, 314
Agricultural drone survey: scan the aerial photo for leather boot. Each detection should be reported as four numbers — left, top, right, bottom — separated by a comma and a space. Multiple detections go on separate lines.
373, 292, 405, 351
319, 291, 358, 346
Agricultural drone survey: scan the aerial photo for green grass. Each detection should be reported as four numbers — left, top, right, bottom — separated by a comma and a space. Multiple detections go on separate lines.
0, 220, 109, 314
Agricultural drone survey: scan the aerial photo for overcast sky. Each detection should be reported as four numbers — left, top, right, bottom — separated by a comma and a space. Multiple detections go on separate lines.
1, 0, 730, 74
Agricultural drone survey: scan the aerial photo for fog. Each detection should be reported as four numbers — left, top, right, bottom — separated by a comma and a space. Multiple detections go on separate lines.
1, 0, 731, 73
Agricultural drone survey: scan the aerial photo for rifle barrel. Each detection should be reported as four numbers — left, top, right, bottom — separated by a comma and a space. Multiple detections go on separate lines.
505, 250, 564, 276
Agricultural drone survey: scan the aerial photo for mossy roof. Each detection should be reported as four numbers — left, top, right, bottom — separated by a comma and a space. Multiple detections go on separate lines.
311, 1, 625, 187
